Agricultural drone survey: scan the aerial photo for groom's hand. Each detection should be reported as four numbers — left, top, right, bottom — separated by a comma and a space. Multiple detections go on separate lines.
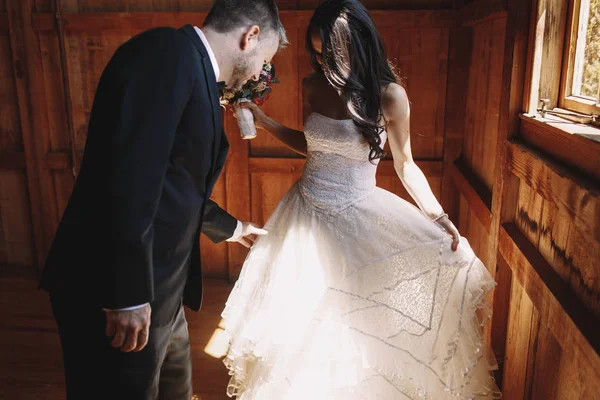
105, 303, 151, 352
232, 222, 268, 248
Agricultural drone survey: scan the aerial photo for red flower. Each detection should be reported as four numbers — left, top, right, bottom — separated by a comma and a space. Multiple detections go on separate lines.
221, 63, 278, 108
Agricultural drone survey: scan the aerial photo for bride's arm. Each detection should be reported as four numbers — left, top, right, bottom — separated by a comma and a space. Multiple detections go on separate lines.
383, 83, 460, 250
236, 81, 310, 156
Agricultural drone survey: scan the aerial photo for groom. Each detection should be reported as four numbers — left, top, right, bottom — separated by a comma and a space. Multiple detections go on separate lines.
39, 1, 287, 398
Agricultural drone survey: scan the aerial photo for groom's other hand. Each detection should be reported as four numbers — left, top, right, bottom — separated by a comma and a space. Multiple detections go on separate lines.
105, 303, 151, 352
231, 222, 268, 248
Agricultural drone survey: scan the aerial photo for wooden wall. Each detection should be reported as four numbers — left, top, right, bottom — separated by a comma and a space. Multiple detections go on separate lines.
1, 0, 37, 271
0, 0, 454, 280
446, 0, 600, 398
2, 0, 599, 398
31, 0, 454, 12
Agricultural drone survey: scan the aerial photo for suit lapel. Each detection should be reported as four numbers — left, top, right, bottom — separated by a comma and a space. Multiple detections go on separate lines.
180, 25, 224, 175
202, 57, 223, 171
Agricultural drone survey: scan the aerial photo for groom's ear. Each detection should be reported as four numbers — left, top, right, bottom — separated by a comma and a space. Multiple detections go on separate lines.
240, 25, 261, 51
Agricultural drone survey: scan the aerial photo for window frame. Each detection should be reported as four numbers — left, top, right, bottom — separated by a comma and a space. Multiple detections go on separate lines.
559, 0, 600, 117
520, 0, 600, 181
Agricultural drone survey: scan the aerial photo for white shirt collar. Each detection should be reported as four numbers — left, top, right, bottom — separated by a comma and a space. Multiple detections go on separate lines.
194, 26, 220, 82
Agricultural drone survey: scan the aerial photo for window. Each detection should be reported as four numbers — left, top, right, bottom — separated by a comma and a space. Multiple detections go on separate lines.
521, 0, 600, 179
560, 0, 600, 120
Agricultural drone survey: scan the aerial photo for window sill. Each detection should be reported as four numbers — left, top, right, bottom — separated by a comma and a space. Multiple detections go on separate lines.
522, 113, 600, 143
519, 113, 600, 182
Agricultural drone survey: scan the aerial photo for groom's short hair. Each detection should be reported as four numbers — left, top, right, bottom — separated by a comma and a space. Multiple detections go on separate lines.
204, 0, 288, 49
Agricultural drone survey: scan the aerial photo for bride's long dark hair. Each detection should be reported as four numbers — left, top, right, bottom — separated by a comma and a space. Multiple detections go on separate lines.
306, 0, 399, 162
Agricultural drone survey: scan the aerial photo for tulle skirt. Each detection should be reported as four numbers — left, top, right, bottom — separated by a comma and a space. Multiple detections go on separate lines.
222, 183, 501, 399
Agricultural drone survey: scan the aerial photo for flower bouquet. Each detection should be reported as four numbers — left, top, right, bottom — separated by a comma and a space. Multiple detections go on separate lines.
220, 63, 279, 139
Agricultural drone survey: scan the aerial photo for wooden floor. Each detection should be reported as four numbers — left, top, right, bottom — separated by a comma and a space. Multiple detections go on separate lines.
0, 275, 234, 400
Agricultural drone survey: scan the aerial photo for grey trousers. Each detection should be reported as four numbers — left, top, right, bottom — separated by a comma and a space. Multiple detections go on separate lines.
50, 293, 192, 400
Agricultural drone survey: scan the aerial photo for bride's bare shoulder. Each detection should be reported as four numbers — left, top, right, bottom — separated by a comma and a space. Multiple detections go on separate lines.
382, 83, 409, 121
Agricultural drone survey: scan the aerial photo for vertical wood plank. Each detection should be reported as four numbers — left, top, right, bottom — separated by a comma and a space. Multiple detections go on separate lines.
434, 28, 450, 158
385, 27, 448, 159
467, 202, 485, 255
0, 171, 35, 267
76, 0, 129, 12
502, 274, 537, 399
464, 21, 492, 172
249, 28, 300, 158
54, 0, 80, 176
59, 0, 77, 12
174, 0, 213, 12
64, 32, 86, 151
487, 0, 532, 383
441, 25, 471, 222
39, 33, 70, 152
477, 18, 505, 189
0, 31, 35, 268
491, 255, 512, 386
6, 0, 59, 266
460, 23, 478, 169
38, 32, 76, 221
0, 34, 23, 153
34, 0, 52, 12
523, 300, 541, 399
127, 0, 151, 12
552, 335, 600, 399
409, 28, 447, 159
250, 173, 300, 226
530, 322, 562, 399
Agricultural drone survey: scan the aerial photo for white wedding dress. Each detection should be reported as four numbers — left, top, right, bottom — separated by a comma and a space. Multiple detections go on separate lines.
222, 112, 501, 399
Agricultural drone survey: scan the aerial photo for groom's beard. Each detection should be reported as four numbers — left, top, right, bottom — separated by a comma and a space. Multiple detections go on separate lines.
228, 52, 255, 91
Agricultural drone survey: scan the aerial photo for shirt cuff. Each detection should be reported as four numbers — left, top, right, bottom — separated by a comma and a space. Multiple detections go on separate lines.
226, 220, 243, 242
103, 303, 149, 312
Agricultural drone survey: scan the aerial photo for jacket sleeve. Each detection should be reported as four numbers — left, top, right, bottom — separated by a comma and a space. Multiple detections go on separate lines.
103, 30, 194, 309
202, 199, 238, 243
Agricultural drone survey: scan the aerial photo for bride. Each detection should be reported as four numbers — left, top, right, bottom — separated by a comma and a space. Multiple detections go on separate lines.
221, 0, 502, 398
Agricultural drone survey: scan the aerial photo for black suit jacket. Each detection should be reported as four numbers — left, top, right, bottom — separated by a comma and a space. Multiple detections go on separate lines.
40, 25, 237, 324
